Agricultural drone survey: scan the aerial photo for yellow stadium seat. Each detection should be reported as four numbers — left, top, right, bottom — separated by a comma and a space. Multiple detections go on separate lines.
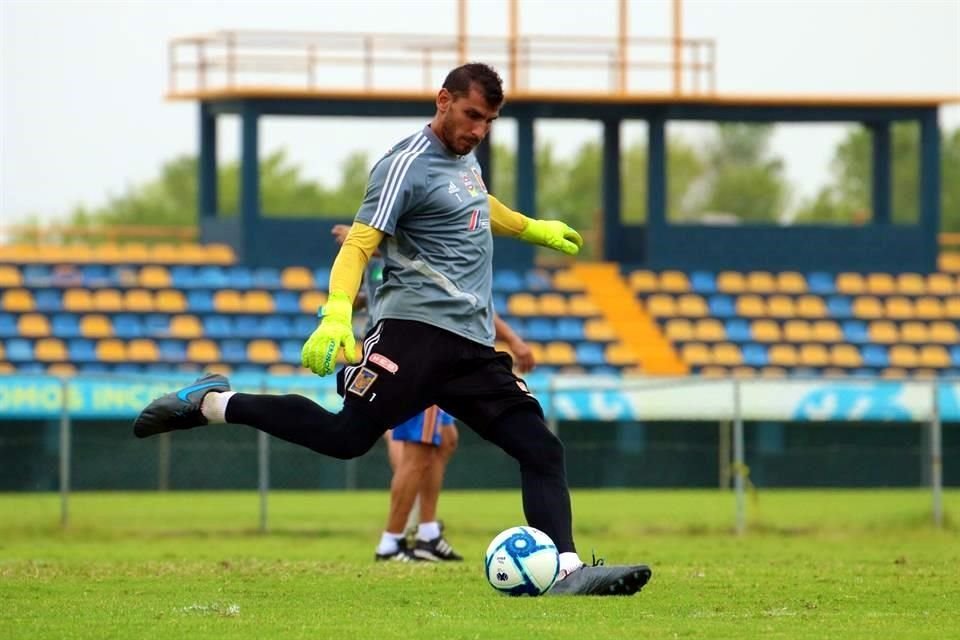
204, 243, 236, 265
681, 342, 711, 366
248, 339, 281, 364
149, 244, 181, 263
866, 273, 896, 295
900, 321, 929, 344
659, 270, 690, 293
698, 366, 728, 378
945, 298, 960, 319
712, 343, 742, 366
62, 289, 93, 312
919, 345, 949, 368
783, 320, 812, 343
0, 266, 22, 287
914, 297, 944, 320
245, 291, 275, 314
35, 338, 67, 362
767, 295, 796, 319
46, 362, 76, 377
179, 245, 209, 264
888, 345, 919, 368
852, 296, 883, 319
114, 266, 139, 288
128, 339, 159, 362
538, 294, 569, 316
694, 318, 726, 342
80, 314, 114, 338
300, 291, 328, 315
545, 342, 576, 365
17, 313, 50, 338
760, 367, 788, 378
604, 343, 637, 366
735, 295, 766, 318
629, 270, 658, 293
187, 339, 220, 363
584, 318, 616, 341
868, 321, 898, 344
938, 254, 960, 272
59, 245, 95, 263
751, 319, 781, 342
912, 369, 939, 380
169, 315, 202, 338
664, 318, 694, 342
568, 294, 598, 317
836, 272, 866, 295
281, 266, 314, 290
796, 295, 827, 319
768, 344, 799, 367
0, 362, 12, 374
267, 364, 298, 376
812, 320, 843, 342
776, 271, 807, 294
926, 273, 955, 296
884, 296, 914, 320
553, 270, 585, 292
155, 289, 187, 313
117, 243, 150, 263
830, 344, 862, 368
213, 290, 244, 314
645, 294, 676, 317
96, 339, 128, 363
123, 289, 155, 313
929, 321, 959, 344
731, 366, 756, 379
94, 244, 124, 263
896, 273, 926, 296
882, 367, 909, 379
507, 293, 538, 316
138, 265, 171, 289
716, 271, 746, 294
746, 271, 776, 294
93, 289, 124, 313
558, 365, 587, 376
2, 289, 35, 312
677, 294, 707, 317
0, 341, 5, 360
799, 343, 829, 367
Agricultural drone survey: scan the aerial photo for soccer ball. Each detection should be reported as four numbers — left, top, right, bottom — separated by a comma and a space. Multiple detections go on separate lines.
484, 526, 560, 596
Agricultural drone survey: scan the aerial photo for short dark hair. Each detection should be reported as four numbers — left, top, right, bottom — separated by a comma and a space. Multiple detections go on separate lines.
442, 63, 504, 107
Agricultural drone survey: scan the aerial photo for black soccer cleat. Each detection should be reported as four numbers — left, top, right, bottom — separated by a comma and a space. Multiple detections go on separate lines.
413, 536, 464, 562
133, 373, 231, 439
375, 538, 422, 562
548, 561, 652, 596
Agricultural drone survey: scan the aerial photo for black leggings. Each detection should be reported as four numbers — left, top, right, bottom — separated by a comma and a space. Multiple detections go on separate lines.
224, 395, 576, 553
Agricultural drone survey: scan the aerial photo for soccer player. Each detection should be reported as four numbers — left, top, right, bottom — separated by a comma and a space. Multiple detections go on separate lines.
134, 62, 651, 595
332, 223, 536, 562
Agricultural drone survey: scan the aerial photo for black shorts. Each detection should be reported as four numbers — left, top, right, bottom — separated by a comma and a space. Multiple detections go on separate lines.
336, 319, 542, 431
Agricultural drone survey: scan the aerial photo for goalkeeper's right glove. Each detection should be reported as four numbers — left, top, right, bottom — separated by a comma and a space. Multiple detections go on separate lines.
518, 219, 584, 256
301, 292, 359, 377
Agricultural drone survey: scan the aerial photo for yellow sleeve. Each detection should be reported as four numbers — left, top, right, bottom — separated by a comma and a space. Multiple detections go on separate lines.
328, 222, 385, 300
488, 194, 531, 237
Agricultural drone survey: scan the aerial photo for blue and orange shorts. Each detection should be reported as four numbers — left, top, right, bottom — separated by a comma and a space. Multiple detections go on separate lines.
390, 405, 455, 447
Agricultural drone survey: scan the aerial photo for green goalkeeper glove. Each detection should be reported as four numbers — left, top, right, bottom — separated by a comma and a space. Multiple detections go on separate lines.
301, 292, 359, 376
518, 219, 583, 256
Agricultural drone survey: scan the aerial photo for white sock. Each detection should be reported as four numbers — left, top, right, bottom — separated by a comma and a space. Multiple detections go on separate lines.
200, 391, 236, 424
376, 531, 405, 555
558, 552, 584, 579
417, 521, 441, 541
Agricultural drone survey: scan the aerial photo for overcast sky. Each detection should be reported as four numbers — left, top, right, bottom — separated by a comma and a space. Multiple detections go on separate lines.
2, 0, 959, 224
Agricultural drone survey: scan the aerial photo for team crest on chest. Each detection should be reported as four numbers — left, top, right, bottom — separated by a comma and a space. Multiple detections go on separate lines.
460, 171, 479, 197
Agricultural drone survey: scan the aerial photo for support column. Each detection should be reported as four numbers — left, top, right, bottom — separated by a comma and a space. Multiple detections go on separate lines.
240, 102, 261, 261
516, 112, 536, 216
870, 122, 891, 224
647, 112, 667, 229
919, 110, 941, 235
198, 102, 218, 219
602, 118, 622, 260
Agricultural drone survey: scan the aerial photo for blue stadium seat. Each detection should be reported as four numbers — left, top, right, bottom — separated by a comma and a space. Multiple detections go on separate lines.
77, 363, 110, 374
51, 314, 81, 339
196, 266, 230, 289
525, 319, 554, 342
171, 266, 198, 289
708, 295, 735, 318
225, 267, 253, 289
590, 365, 621, 376
493, 270, 524, 293
724, 319, 751, 342
851, 368, 876, 378
234, 316, 261, 338
792, 367, 820, 378
313, 268, 331, 289
113, 314, 144, 338
113, 363, 143, 375
143, 314, 170, 337
862, 345, 889, 368
807, 272, 836, 295
842, 320, 869, 344
293, 315, 318, 337
221, 340, 248, 363
81, 265, 111, 287
742, 343, 768, 367
575, 343, 606, 366
280, 340, 302, 364
690, 271, 716, 294
203, 315, 234, 338
526, 270, 552, 291
252, 267, 281, 289
260, 316, 293, 339
187, 290, 214, 313
34, 289, 62, 312
22, 265, 52, 287
273, 291, 301, 314
158, 340, 187, 362
0, 314, 16, 338
555, 317, 585, 341
5, 338, 33, 362
950, 346, 960, 367
827, 296, 852, 318
68, 339, 96, 362
16, 363, 45, 374
493, 293, 508, 313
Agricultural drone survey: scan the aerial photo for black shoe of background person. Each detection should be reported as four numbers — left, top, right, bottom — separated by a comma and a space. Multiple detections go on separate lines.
413, 536, 464, 562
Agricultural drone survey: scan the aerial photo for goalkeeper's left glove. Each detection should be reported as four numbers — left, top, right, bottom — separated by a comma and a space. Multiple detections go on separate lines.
518, 219, 583, 256
301, 292, 359, 376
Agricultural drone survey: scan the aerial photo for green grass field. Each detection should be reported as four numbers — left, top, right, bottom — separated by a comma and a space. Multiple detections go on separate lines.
2, 489, 959, 639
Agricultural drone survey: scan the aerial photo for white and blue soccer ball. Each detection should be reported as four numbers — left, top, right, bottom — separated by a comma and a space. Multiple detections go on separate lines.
484, 526, 560, 596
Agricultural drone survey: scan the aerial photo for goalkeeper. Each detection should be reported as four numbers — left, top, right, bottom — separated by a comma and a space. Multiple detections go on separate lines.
134, 63, 651, 596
